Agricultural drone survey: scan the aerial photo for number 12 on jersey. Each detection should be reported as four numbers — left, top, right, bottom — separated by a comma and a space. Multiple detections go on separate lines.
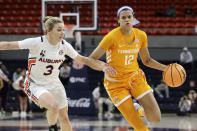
125, 55, 134, 65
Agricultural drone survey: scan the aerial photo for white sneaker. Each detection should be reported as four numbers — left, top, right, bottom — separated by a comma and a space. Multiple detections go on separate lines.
20, 111, 26, 118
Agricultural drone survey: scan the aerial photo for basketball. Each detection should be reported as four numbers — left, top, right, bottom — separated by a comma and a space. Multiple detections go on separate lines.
162, 63, 186, 87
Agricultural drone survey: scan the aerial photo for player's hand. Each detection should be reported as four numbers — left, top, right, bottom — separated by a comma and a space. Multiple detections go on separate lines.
103, 63, 117, 76
163, 63, 177, 72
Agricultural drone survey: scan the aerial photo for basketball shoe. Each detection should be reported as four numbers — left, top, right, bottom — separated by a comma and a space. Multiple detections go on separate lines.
49, 124, 58, 131
134, 103, 149, 126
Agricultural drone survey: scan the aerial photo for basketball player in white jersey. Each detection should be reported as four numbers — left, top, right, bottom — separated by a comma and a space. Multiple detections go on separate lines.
0, 16, 116, 131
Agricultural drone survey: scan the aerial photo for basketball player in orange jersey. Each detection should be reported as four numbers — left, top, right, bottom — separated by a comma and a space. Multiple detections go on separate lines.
89, 6, 169, 131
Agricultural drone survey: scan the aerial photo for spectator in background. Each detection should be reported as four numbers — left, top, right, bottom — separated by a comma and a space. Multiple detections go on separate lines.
59, 61, 71, 87
184, 4, 193, 17
186, 80, 197, 104
12, 68, 22, 82
177, 94, 192, 116
165, 4, 176, 17
0, 62, 10, 114
0, 77, 4, 116
92, 79, 114, 119
12, 69, 28, 118
0, 78, 4, 90
0, 66, 9, 83
154, 80, 169, 98
180, 47, 193, 81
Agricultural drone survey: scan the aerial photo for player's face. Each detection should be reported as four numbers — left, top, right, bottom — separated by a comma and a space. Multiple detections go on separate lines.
118, 10, 134, 28
49, 23, 65, 42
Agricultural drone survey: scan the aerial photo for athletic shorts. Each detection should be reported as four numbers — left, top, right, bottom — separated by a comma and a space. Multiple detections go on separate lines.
24, 80, 68, 109
104, 69, 153, 107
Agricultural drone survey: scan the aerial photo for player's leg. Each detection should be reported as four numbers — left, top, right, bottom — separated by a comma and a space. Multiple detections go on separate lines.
104, 78, 149, 131
58, 106, 72, 131
38, 92, 59, 127
138, 92, 161, 123
50, 84, 72, 131
25, 83, 59, 130
131, 69, 161, 123
117, 97, 149, 131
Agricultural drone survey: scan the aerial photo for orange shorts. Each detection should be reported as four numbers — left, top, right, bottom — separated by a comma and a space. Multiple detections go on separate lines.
104, 69, 152, 107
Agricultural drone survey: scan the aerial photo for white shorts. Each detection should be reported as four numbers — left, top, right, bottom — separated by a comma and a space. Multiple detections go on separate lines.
24, 81, 68, 109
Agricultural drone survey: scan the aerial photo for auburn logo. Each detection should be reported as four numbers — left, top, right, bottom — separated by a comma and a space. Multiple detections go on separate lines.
59, 50, 64, 55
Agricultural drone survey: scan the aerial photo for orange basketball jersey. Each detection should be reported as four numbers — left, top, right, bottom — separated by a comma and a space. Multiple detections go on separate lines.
99, 27, 148, 81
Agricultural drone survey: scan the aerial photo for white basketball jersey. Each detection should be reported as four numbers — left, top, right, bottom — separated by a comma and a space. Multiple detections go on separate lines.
18, 36, 78, 85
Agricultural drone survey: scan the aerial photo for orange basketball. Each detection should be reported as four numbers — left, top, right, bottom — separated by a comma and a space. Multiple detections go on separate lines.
162, 63, 186, 87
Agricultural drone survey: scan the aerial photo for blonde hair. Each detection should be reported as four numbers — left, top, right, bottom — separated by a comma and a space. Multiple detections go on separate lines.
42, 16, 63, 34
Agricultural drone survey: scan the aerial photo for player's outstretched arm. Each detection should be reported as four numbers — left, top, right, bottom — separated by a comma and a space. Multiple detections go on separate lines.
0, 41, 19, 50
74, 54, 117, 76
139, 47, 166, 71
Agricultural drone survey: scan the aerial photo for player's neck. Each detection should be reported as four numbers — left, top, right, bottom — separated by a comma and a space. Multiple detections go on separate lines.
46, 35, 58, 46
121, 27, 132, 35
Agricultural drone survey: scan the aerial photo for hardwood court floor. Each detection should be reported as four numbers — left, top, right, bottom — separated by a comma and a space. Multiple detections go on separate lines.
0, 113, 197, 131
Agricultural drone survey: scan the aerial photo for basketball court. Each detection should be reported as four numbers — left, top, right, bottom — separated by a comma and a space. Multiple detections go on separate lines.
0, 113, 197, 131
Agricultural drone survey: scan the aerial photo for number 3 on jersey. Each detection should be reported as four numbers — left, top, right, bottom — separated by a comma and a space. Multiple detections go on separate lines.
125, 55, 134, 65
44, 65, 54, 75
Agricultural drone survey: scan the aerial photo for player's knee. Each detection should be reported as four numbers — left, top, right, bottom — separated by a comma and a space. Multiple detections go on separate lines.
148, 115, 161, 123
153, 116, 161, 123
49, 102, 59, 112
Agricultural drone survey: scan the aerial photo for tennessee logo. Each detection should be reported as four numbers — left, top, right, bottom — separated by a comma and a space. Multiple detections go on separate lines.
113, 96, 119, 103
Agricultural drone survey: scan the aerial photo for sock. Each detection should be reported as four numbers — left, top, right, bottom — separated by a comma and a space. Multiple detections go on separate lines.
49, 124, 58, 131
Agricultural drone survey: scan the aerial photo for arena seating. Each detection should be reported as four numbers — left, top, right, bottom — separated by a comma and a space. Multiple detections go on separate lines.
0, 0, 197, 35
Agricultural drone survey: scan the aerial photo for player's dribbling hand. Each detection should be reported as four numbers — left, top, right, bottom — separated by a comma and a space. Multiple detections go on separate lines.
103, 63, 117, 76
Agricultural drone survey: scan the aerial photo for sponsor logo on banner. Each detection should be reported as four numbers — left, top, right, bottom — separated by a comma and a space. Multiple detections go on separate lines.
69, 77, 86, 83
68, 98, 90, 108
